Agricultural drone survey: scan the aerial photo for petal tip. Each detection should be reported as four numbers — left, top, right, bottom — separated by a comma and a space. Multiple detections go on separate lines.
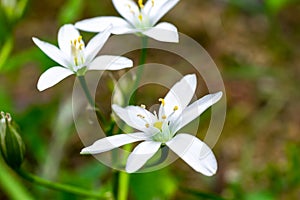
37, 79, 48, 92
80, 148, 90, 155
32, 37, 40, 44
214, 91, 223, 101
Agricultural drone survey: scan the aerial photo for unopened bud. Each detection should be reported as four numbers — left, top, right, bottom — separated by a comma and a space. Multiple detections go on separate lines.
0, 112, 25, 169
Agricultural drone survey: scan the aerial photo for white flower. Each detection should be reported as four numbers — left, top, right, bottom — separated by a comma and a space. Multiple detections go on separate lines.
32, 24, 133, 91
81, 74, 223, 175
75, 0, 179, 43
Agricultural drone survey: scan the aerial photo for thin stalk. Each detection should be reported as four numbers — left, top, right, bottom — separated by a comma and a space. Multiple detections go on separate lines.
77, 75, 107, 124
16, 169, 108, 199
117, 171, 130, 200
130, 36, 148, 104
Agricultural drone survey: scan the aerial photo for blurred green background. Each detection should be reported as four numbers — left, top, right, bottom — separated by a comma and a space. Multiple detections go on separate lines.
0, 0, 300, 199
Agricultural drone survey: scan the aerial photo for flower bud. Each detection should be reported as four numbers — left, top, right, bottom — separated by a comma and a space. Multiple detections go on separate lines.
0, 112, 25, 169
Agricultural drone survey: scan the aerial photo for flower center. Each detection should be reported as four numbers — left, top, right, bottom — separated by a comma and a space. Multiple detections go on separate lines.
70, 36, 85, 67
136, 98, 179, 143
126, 0, 155, 29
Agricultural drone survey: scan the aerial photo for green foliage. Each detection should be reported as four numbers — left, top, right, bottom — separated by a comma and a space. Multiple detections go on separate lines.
130, 168, 177, 200
264, 0, 291, 14
245, 191, 275, 200
58, 0, 84, 25
181, 187, 227, 200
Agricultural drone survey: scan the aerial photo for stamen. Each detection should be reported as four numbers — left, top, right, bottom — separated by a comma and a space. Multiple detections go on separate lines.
138, 0, 144, 9
168, 106, 179, 119
173, 106, 179, 111
138, 14, 143, 21
162, 115, 167, 119
137, 114, 145, 119
159, 98, 165, 106
74, 57, 78, 66
151, 0, 154, 7
78, 36, 82, 42
137, 113, 150, 127
127, 4, 135, 14
140, 104, 146, 109
70, 35, 85, 66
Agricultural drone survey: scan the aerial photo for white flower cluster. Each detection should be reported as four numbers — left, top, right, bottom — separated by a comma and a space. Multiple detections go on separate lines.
33, 0, 223, 175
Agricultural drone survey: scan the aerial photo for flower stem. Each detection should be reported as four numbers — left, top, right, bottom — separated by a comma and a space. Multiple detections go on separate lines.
77, 75, 107, 124
117, 36, 148, 200
130, 36, 148, 104
117, 170, 130, 200
16, 168, 109, 199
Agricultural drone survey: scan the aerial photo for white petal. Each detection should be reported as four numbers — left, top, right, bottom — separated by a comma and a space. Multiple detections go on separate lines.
111, 25, 138, 34
112, 104, 157, 132
37, 66, 74, 91
81, 132, 149, 154
88, 55, 133, 71
84, 26, 111, 64
112, 0, 139, 25
75, 16, 130, 33
145, 0, 179, 25
142, 22, 179, 43
173, 92, 223, 133
159, 74, 196, 119
58, 24, 80, 56
32, 37, 70, 68
166, 133, 217, 176
126, 141, 161, 173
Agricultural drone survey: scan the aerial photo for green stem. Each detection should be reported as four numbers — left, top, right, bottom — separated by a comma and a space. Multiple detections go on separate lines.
130, 36, 148, 104
78, 75, 107, 124
0, 160, 34, 200
116, 36, 148, 200
16, 168, 108, 199
117, 171, 130, 200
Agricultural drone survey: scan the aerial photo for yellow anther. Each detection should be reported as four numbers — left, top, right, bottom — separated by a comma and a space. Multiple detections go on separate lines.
162, 115, 167, 119
74, 57, 78, 66
140, 104, 146, 109
159, 98, 165, 106
173, 106, 179, 111
78, 36, 82, 42
138, 14, 143, 21
145, 123, 150, 128
138, 0, 144, 8
127, 4, 135, 13
151, 0, 154, 7
137, 114, 145, 119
